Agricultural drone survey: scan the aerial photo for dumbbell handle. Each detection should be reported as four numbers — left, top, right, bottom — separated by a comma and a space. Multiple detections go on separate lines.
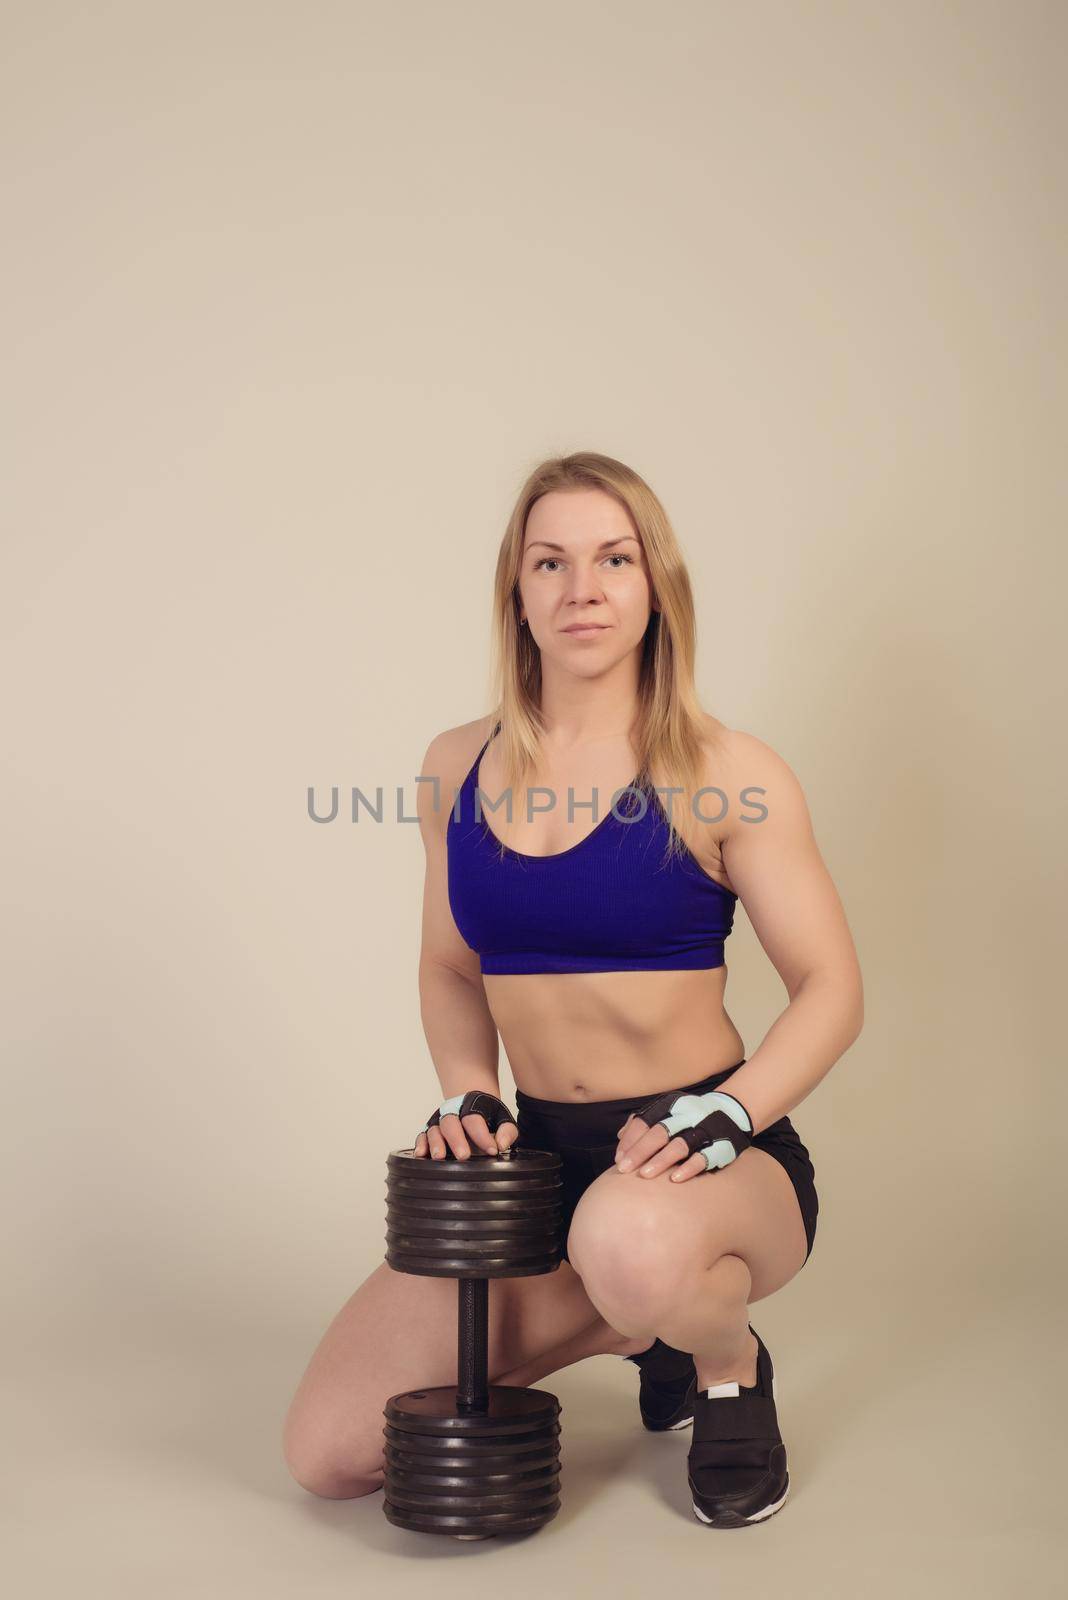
456, 1278, 489, 1414
452, 1144, 514, 1414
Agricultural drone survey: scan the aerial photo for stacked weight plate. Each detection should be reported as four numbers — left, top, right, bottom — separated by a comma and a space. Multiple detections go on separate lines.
382, 1145, 564, 1537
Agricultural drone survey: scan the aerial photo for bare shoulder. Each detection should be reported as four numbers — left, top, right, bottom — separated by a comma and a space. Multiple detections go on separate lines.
417, 714, 498, 842
684, 719, 812, 881
700, 721, 863, 1004
419, 714, 496, 778
702, 722, 816, 847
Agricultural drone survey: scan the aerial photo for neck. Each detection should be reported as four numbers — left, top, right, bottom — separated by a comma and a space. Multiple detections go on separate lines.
535, 657, 642, 750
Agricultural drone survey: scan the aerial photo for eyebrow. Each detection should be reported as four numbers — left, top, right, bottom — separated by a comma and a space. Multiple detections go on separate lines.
526, 535, 641, 553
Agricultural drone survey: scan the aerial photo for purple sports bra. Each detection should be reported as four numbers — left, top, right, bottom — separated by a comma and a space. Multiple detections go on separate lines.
446, 723, 737, 975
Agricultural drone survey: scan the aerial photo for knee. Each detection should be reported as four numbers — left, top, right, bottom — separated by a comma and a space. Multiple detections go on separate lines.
571, 1202, 749, 1319
282, 1412, 385, 1500
570, 1202, 694, 1313
287, 1460, 384, 1500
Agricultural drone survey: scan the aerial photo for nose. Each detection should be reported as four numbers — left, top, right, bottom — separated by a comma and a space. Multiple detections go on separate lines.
563, 562, 606, 606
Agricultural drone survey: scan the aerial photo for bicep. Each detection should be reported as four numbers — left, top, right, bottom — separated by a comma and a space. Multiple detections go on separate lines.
721, 734, 861, 999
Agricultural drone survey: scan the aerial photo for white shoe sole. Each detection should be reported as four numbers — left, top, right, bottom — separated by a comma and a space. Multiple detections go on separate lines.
692, 1480, 790, 1525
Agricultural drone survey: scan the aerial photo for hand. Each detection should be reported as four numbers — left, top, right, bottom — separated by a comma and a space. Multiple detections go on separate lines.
413, 1089, 520, 1162
613, 1089, 754, 1184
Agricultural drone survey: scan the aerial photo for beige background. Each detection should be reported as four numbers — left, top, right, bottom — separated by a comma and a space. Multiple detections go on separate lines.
3, 1, 1065, 1594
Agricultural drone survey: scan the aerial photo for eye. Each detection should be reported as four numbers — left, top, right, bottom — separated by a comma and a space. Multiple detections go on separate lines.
532, 553, 635, 572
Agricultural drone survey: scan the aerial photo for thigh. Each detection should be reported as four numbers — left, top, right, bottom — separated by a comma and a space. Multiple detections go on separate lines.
569, 1144, 809, 1306
283, 1253, 605, 1488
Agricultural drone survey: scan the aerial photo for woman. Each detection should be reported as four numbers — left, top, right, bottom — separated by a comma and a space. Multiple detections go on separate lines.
283, 451, 864, 1528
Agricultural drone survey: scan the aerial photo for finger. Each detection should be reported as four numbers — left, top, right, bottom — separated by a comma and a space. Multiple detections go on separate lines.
414, 1131, 428, 1157
460, 1112, 500, 1154
439, 1112, 472, 1160
429, 1119, 468, 1159
633, 1135, 691, 1178
615, 1124, 669, 1170
615, 1116, 653, 1158
669, 1152, 709, 1183
495, 1121, 519, 1151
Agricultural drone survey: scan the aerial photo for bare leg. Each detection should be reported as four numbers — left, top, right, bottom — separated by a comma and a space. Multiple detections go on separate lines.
653, 1253, 758, 1388
283, 1258, 634, 1499
567, 1147, 809, 1390
494, 1315, 651, 1388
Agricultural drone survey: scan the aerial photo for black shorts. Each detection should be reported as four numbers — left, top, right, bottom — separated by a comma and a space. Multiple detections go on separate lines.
514, 1059, 818, 1268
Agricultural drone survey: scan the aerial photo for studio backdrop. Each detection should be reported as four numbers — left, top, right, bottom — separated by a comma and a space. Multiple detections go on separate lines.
2, 1, 1064, 1596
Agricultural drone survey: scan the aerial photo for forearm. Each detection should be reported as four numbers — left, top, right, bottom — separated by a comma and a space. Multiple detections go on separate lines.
716, 973, 863, 1135
418, 959, 502, 1100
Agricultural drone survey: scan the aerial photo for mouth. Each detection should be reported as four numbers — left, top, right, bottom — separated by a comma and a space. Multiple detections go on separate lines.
562, 623, 610, 635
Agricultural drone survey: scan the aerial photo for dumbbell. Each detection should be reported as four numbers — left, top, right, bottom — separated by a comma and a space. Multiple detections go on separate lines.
381, 1141, 565, 1538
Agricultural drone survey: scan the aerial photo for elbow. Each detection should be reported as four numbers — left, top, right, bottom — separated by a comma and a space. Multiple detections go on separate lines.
834, 968, 864, 1044
848, 997, 864, 1046
794, 967, 864, 1046
831, 993, 864, 1059
844, 980, 865, 1047
852, 965, 865, 1039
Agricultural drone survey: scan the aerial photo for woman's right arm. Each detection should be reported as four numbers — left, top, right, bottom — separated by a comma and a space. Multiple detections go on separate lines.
414, 726, 516, 1161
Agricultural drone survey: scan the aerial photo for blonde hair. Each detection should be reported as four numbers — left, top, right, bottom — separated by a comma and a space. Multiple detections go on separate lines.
482, 450, 725, 864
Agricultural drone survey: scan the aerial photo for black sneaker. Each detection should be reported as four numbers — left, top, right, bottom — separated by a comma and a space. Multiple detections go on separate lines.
687, 1324, 790, 1527
622, 1337, 698, 1431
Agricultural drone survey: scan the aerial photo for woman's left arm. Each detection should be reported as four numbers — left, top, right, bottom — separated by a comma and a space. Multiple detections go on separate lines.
711, 729, 865, 1136
615, 730, 865, 1180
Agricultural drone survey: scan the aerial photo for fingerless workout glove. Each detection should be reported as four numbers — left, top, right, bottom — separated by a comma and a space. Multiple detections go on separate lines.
632, 1088, 754, 1173
419, 1090, 518, 1150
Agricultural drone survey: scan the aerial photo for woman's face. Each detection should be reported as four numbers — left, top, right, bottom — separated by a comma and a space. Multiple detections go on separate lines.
517, 488, 657, 673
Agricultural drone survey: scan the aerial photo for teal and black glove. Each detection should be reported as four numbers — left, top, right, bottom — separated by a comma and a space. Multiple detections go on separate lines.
416, 1090, 518, 1158
630, 1088, 754, 1172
